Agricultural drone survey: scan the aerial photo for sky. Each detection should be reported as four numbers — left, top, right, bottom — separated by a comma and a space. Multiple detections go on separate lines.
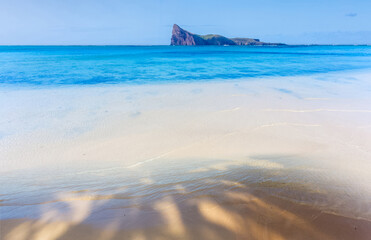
0, 0, 370, 45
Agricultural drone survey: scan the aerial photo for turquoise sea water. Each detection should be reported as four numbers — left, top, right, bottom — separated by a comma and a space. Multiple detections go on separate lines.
1, 45, 371, 86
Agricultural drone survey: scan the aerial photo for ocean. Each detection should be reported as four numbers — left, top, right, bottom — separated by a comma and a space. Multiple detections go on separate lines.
1, 45, 371, 86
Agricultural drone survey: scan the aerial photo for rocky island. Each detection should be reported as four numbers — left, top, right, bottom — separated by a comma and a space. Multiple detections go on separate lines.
171, 24, 285, 46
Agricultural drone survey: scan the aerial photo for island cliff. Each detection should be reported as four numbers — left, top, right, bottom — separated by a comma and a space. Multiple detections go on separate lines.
171, 24, 284, 46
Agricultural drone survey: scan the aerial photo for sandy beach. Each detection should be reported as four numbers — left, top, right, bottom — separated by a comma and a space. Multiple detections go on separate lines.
1, 71, 371, 239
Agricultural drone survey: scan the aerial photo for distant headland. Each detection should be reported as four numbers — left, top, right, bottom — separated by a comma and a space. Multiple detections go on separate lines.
171, 24, 285, 46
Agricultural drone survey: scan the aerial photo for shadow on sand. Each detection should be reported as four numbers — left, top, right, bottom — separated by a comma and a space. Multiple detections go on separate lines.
2, 156, 371, 240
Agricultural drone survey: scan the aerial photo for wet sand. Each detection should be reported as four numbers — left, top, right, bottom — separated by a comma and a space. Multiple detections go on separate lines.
1, 71, 371, 239
2, 190, 371, 240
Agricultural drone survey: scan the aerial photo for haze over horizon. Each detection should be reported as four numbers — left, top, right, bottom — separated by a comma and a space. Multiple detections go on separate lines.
1, 0, 370, 45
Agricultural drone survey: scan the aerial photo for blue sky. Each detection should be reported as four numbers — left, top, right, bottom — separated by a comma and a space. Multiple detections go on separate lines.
0, 0, 370, 45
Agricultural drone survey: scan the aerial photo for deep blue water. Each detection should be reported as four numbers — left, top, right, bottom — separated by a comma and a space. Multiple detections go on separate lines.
1, 45, 371, 86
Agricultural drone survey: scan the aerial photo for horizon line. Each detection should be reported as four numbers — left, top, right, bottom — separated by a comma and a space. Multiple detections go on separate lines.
0, 44, 370, 47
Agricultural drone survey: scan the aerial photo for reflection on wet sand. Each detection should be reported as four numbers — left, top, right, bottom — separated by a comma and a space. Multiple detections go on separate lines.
2, 179, 371, 240
2, 153, 371, 240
